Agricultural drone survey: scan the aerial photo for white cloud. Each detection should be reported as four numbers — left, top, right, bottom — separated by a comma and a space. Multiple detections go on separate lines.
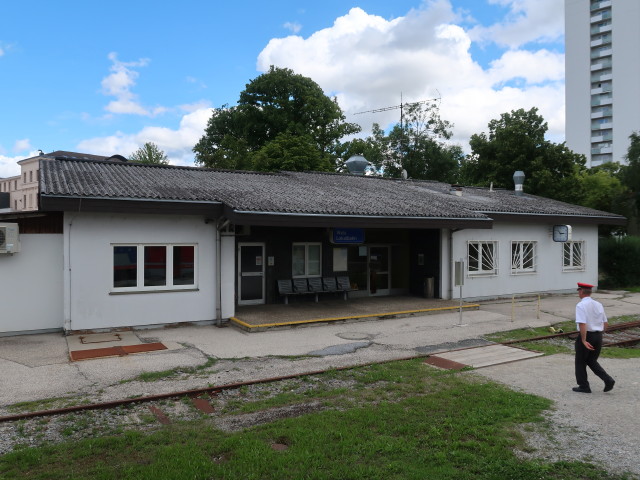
13, 138, 32, 153
77, 108, 214, 166
469, 0, 564, 48
283, 22, 302, 34
101, 52, 166, 116
257, 1, 565, 150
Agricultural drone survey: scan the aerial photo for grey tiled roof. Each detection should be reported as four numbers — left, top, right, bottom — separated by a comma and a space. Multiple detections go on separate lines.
40, 159, 625, 221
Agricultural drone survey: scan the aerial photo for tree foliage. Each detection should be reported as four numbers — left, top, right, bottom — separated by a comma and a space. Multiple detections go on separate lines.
461, 107, 586, 202
193, 66, 360, 172
129, 142, 169, 165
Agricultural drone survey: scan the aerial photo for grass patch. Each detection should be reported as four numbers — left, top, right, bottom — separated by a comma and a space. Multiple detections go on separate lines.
124, 356, 219, 383
7, 397, 89, 414
0, 359, 629, 480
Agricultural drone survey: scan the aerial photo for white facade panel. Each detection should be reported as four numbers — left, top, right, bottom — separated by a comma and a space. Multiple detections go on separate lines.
565, 0, 640, 167
64, 212, 218, 331
220, 234, 236, 319
0, 234, 64, 334
449, 222, 598, 300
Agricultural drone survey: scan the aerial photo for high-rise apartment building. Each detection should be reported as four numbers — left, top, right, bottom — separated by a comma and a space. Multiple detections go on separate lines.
565, 0, 640, 167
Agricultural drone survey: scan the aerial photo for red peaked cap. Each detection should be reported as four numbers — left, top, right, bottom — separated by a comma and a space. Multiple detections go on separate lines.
577, 282, 594, 289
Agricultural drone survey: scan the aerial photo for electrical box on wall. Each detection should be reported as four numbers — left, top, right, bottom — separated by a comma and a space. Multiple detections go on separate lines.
0, 223, 20, 254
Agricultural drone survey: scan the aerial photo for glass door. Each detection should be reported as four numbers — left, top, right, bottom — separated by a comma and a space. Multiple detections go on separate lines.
238, 243, 265, 305
368, 246, 390, 296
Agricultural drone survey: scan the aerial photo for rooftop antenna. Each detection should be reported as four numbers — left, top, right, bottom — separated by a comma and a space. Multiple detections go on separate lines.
353, 91, 441, 132
353, 92, 441, 172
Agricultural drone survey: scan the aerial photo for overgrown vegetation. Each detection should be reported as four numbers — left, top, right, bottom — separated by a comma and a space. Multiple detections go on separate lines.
599, 236, 640, 288
0, 360, 631, 479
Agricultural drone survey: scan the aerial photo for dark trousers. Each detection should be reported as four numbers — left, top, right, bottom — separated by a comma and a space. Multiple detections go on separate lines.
575, 331, 613, 388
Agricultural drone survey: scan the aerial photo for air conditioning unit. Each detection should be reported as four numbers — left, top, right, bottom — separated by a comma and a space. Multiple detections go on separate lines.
0, 223, 20, 254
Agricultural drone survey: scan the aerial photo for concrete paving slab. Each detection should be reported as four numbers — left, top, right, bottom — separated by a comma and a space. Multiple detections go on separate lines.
432, 344, 543, 368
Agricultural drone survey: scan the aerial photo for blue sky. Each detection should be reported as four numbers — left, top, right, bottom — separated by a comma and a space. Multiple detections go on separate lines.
0, 0, 564, 176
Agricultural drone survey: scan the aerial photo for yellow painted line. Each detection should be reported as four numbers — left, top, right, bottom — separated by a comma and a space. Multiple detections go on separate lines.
230, 304, 480, 330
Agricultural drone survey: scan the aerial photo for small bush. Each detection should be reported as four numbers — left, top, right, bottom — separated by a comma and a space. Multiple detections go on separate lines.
599, 235, 640, 287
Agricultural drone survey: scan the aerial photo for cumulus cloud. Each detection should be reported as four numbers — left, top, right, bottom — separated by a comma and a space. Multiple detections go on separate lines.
77, 107, 214, 166
257, 1, 565, 149
468, 0, 564, 48
101, 52, 166, 116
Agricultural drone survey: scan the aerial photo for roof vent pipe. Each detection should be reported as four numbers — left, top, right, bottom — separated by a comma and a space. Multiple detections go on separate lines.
449, 184, 463, 196
345, 155, 369, 175
513, 171, 525, 196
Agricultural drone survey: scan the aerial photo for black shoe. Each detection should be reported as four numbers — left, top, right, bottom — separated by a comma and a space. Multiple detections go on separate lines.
572, 386, 592, 393
604, 380, 615, 392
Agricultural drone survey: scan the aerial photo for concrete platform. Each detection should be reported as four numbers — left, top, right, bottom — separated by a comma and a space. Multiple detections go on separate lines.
232, 295, 479, 331
427, 344, 544, 369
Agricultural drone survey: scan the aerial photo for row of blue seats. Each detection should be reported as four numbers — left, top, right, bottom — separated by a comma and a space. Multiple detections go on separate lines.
278, 276, 352, 304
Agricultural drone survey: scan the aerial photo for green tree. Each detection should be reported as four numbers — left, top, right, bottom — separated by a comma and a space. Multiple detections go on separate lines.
129, 142, 169, 165
461, 107, 585, 202
618, 131, 640, 233
193, 66, 360, 171
383, 101, 461, 182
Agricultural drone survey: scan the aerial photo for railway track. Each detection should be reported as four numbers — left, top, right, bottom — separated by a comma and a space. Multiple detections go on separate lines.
0, 354, 426, 424
1, 321, 638, 426
502, 319, 640, 348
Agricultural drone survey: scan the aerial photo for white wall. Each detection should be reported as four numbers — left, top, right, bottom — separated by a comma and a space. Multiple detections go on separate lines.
220, 234, 235, 319
0, 234, 64, 334
64, 212, 218, 331
447, 222, 599, 300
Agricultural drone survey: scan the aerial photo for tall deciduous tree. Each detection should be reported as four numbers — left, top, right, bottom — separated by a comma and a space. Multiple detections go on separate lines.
461, 107, 585, 202
129, 142, 169, 164
193, 66, 360, 172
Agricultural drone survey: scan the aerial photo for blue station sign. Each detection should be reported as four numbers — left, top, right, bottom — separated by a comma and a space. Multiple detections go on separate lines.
331, 228, 365, 244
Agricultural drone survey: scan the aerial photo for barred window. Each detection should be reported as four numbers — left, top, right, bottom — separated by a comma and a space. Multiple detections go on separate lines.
468, 241, 498, 276
563, 241, 585, 271
511, 241, 536, 274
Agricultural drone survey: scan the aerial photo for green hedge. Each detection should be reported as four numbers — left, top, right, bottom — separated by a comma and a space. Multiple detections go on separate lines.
599, 235, 640, 288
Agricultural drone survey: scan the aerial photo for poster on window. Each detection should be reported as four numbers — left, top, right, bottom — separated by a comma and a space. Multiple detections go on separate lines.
333, 248, 348, 272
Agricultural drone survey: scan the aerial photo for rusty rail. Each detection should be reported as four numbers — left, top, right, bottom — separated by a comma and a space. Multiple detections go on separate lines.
0, 354, 428, 424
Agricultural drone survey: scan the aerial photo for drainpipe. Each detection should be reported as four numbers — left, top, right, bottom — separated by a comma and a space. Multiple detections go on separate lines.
448, 228, 462, 301
64, 215, 74, 333
215, 218, 230, 326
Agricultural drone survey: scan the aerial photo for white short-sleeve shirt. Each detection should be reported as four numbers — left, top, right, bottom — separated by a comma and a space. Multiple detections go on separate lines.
576, 296, 607, 332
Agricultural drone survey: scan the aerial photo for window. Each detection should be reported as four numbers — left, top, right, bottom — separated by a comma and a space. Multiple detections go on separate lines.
113, 244, 196, 291
292, 243, 321, 277
563, 241, 585, 271
468, 241, 497, 276
511, 241, 536, 274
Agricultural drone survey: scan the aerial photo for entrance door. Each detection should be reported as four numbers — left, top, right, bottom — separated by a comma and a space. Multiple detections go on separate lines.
368, 246, 390, 296
238, 243, 265, 305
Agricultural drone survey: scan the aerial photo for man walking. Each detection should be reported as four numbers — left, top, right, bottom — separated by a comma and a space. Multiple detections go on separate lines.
573, 282, 615, 393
